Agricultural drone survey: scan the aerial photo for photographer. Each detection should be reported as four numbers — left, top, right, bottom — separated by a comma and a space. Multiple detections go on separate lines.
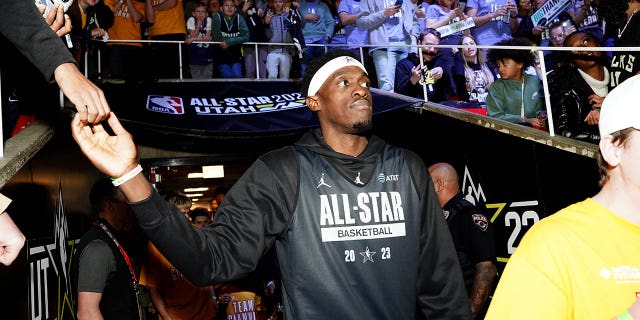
394, 28, 453, 102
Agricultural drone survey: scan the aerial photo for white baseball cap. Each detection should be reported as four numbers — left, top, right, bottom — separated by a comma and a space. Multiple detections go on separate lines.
599, 75, 640, 137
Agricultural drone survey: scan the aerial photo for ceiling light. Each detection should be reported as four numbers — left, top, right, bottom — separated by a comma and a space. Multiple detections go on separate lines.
191, 198, 199, 202
186, 193, 203, 197
188, 172, 203, 178
184, 187, 209, 192
202, 165, 224, 179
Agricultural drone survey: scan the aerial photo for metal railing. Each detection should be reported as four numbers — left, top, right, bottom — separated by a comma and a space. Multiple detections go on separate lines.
80, 38, 638, 141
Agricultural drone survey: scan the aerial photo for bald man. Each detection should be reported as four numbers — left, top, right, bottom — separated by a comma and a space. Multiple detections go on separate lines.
428, 162, 498, 319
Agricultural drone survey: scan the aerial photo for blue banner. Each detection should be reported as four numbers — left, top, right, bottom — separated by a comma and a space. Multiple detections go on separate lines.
101, 80, 413, 135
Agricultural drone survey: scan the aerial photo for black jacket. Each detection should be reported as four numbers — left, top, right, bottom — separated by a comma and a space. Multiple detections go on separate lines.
72, 221, 140, 320
395, 52, 450, 102
547, 66, 602, 144
130, 128, 471, 319
0, 0, 76, 82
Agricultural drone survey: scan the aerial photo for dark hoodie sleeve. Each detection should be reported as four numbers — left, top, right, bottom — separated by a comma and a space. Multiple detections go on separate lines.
0, 0, 75, 82
403, 149, 472, 319
130, 148, 298, 286
395, 57, 422, 98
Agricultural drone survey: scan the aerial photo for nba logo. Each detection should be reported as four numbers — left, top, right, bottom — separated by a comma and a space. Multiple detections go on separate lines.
146, 95, 185, 114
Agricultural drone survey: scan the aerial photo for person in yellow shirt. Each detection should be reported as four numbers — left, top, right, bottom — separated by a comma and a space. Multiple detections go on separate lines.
139, 195, 216, 320
486, 75, 640, 320
149, 0, 188, 79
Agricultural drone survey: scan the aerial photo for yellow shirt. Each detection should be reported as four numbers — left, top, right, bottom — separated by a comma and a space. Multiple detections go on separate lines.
149, 0, 186, 36
139, 243, 216, 319
487, 198, 640, 319
105, 0, 145, 46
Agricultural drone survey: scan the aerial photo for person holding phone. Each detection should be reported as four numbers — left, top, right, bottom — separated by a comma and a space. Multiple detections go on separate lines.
356, 0, 420, 92
425, 0, 469, 98
466, 0, 518, 58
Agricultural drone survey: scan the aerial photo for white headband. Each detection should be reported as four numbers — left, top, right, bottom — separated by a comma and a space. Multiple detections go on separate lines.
307, 56, 368, 96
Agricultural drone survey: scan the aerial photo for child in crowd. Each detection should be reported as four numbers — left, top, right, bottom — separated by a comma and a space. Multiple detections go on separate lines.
264, 0, 302, 78
212, 0, 250, 78
485, 37, 546, 130
186, 2, 214, 79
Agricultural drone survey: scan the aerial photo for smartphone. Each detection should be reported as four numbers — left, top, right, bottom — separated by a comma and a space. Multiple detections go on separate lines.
458, 1, 466, 9
394, 0, 403, 6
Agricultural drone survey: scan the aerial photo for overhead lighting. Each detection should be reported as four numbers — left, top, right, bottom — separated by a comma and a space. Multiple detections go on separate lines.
187, 165, 224, 179
202, 165, 224, 179
186, 193, 203, 197
184, 187, 209, 192
191, 198, 199, 202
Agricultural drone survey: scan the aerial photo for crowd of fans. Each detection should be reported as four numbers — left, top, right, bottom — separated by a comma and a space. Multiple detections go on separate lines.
67, 0, 639, 142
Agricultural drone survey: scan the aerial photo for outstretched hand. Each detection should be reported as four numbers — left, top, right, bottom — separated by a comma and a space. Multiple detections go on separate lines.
71, 112, 138, 179
42, 1, 110, 124
56, 63, 111, 123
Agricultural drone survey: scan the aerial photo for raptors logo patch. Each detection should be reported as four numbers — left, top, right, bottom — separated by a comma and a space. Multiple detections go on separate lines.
472, 214, 488, 231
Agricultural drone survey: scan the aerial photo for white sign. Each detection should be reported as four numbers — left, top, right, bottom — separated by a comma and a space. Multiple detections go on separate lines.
436, 17, 476, 38
530, 0, 570, 27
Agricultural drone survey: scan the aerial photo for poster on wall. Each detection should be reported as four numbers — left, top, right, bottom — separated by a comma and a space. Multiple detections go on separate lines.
460, 164, 544, 273
28, 182, 77, 320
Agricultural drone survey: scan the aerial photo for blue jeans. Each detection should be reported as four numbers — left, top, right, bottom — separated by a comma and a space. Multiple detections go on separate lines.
217, 62, 243, 78
372, 39, 411, 92
301, 37, 329, 76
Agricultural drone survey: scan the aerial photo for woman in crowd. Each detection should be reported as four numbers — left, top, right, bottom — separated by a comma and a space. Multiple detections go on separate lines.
543, 20, 577, 72
452, 35, 496, 106
547, 31, 608, 144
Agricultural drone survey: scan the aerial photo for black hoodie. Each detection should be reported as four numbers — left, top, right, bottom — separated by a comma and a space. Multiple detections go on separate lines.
131, 128, 470, 319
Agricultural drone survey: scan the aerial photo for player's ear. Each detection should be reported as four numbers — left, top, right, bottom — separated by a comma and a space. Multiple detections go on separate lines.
306, 95, 321, 112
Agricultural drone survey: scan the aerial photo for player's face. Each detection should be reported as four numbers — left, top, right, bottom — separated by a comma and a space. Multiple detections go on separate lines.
312, 65, 373, 135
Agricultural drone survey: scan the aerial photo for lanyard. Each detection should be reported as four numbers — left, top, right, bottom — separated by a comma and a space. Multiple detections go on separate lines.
96, 221, 145, 320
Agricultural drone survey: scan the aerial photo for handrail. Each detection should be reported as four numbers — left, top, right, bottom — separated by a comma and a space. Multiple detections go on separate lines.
77, 37, 639, 146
